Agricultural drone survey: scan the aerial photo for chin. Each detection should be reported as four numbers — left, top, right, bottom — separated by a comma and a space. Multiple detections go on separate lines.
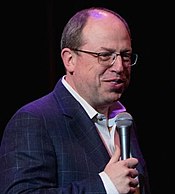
108, 93, 122, 102
117, 93, 122, 99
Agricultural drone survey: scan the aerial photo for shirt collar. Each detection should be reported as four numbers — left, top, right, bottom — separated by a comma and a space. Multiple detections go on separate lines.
62, 76, 97, 119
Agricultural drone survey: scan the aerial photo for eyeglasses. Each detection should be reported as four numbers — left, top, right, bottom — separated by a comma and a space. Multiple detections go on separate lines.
72, 48, 138, 67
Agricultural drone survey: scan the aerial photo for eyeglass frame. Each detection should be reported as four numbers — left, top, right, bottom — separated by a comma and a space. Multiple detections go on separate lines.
71, 48, 138, 67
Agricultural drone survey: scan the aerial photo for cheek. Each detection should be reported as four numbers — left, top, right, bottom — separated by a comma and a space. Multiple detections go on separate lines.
124, 69, 131, 86
74, 57, 104, 84
125, 68, 131, 79
74, 65, 94, 84
78, 63, 98, 78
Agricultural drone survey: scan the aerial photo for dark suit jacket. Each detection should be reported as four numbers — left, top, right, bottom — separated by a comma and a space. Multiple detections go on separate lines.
0, 79, 151, 194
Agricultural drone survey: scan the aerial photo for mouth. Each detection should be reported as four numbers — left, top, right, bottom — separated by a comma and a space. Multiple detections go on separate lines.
106, 78, 125, 91
113, 79, 124, 84
108, 77, 125, 84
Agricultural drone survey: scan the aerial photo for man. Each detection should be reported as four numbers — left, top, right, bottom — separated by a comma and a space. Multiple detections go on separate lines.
0, 7, 151, 193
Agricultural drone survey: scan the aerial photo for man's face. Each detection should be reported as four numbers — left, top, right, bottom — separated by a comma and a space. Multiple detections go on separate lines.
66, 11, 132, 109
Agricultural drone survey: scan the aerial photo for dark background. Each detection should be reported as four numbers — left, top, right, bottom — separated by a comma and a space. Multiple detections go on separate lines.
1, 1, 173, 193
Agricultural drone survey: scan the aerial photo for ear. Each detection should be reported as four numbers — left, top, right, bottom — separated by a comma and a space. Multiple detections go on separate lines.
61, 48, 76, 73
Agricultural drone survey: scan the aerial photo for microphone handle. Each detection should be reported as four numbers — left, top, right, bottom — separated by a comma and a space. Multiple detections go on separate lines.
118, 126, 130, 160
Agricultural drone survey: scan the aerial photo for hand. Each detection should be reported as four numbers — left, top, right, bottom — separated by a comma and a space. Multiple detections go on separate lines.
104, 145, 139, 194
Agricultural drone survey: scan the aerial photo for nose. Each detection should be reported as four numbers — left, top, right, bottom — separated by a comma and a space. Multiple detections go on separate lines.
111, 54, 124, 71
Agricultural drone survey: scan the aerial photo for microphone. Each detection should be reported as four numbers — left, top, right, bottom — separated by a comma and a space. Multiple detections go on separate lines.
115, 112, 133, 160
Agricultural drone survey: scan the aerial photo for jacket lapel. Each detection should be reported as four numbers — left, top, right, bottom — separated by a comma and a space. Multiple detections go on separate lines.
54, 79, 111, 171
69, 110, 110, 171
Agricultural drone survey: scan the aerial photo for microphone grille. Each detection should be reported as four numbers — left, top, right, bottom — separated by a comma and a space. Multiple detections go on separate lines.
115, 112, 133, 128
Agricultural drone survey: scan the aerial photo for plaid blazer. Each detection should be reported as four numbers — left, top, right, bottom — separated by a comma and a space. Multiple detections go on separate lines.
0, 78, 151, 194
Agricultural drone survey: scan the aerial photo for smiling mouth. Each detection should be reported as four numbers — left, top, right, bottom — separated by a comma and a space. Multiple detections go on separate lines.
115, 79, 124, 84
107, 79, 126, 91
109, 78, 124, 84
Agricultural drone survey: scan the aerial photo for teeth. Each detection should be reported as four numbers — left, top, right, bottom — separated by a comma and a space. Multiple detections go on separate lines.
110, 79, 122, 83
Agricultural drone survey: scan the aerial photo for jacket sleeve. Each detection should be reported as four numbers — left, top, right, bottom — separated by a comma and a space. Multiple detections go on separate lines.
0, 111, 106, 194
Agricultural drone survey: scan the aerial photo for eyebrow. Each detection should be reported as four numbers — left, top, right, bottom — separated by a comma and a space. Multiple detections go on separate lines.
99, 47, 132, 53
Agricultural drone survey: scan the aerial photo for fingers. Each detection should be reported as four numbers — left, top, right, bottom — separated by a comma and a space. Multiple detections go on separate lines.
129, 176, 139, 193
129, 177, 139, 187
108, 144, 120, 164
129, 168, 138, 178
128, 166, 139, 193
126, 157, 138, 168
108, 144, 138, 170
104, 151, 139, 194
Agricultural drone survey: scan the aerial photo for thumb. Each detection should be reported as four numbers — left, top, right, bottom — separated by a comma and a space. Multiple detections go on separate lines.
108, 144, 120, 164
